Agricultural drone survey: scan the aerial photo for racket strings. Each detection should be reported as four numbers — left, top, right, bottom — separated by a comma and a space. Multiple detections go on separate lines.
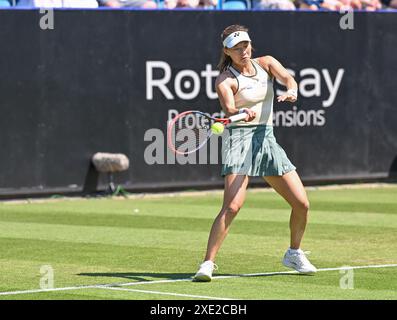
169, 113, 212, 154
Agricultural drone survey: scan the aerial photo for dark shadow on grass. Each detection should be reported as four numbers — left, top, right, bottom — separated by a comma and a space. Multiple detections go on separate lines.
78, 272, 195, 283
231, 272, 314, 278
78, 270, 312, 284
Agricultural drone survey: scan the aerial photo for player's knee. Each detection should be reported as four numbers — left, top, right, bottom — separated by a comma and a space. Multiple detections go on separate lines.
293, 199, 310, 213
224, 203, 241, 216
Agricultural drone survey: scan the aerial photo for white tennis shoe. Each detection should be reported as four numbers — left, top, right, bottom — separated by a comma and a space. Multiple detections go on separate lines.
193, 260, 218, 282
283, 248, 317, 274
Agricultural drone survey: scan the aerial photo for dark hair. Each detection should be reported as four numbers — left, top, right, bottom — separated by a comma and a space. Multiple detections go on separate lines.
217, 24, 249, 72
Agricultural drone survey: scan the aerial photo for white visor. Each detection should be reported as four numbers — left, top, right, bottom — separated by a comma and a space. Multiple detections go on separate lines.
222, 31, 251, 48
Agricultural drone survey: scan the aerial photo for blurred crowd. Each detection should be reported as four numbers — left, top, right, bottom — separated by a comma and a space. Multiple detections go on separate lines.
0, 0, 396, 10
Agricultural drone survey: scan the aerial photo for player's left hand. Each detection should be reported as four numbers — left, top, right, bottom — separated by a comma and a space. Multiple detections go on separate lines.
277, 93, 297, 103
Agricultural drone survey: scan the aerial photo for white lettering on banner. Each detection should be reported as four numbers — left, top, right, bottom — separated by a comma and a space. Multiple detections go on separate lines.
299, 68, 321, 97
168, 109, 225, 124
146, 61, 174, 100
322, 69, 344, 107
143, 61, 347, 165
168, 109, 179, 125
146, 61, 219, 101
174, 70, 201, 100
146, 61, 345, 129
273, 107, 326, 127
276, 68, 345, 107
147, 61, 344, 108
200, 64, 219, 99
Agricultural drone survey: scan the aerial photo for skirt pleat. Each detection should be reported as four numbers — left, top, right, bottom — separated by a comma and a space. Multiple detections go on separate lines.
221, 125, 296, 177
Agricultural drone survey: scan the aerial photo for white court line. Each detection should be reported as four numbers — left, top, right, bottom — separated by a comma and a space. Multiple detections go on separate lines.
0, 264, 396, 297
103, 287, 235, 300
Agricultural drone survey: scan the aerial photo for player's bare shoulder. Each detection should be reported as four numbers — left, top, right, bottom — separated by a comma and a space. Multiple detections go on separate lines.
215, 69, 235, 87
215, 69, 238, 94
254, 56, 274, 74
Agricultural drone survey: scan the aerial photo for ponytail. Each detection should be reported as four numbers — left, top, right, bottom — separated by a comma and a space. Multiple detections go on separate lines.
217, 51, 232, 72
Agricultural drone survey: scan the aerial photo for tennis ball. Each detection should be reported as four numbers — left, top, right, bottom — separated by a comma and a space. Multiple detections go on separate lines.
211, 122, 224, 135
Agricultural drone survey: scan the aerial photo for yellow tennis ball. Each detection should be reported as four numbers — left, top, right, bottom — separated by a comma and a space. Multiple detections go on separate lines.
211, 122, 224, 135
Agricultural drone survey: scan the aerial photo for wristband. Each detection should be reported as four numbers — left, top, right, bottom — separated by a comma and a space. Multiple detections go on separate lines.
238, 108, 249, 114
287, 89, 298, 98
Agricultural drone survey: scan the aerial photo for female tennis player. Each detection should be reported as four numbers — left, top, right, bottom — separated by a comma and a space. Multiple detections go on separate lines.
193, 25, 317, 281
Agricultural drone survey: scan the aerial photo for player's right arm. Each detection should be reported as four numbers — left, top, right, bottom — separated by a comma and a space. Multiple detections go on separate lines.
215, 71, 256, 121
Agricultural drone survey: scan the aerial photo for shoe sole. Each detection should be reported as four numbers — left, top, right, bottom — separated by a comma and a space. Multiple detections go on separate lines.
283, 259, 317, 274
193, 274, 212, 282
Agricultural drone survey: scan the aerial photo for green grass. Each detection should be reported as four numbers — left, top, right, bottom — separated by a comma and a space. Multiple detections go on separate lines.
0, 185, 396, 300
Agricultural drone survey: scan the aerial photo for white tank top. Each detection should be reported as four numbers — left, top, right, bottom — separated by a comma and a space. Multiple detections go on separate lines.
228, 59, 274, 127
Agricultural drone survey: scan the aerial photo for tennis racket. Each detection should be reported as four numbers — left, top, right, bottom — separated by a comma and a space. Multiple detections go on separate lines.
167, 110, 247, 155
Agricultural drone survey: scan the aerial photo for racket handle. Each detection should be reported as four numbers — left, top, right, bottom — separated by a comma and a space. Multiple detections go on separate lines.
228, 112, 248, 123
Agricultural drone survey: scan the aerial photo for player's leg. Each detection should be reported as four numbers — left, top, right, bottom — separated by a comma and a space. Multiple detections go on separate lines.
194, 174, 249, 281
264, 170, 309, 249
205, 174, 249, 261
264, 170, 317, 273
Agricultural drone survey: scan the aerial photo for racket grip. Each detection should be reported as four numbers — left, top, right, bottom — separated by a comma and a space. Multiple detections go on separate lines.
228, 112, 248, 123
